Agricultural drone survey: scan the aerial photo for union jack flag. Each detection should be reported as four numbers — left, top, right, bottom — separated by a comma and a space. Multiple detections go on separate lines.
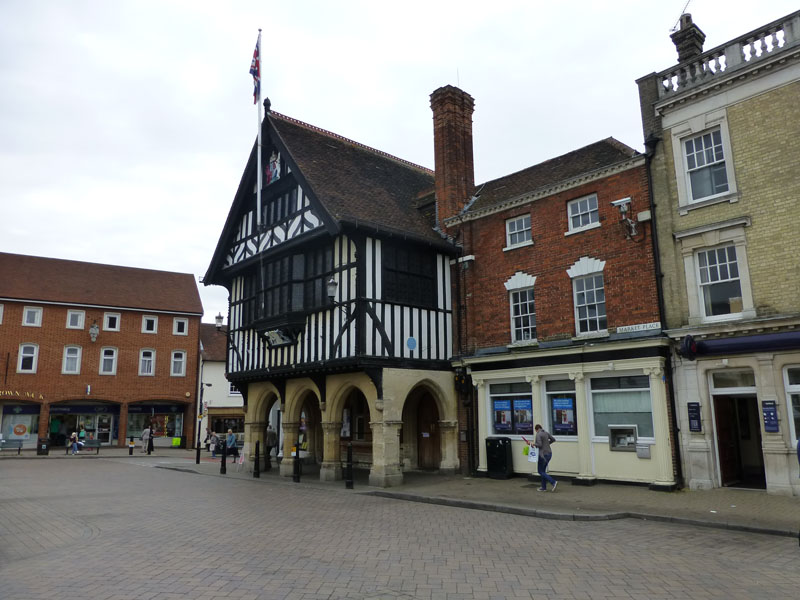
249, 34, 260, 104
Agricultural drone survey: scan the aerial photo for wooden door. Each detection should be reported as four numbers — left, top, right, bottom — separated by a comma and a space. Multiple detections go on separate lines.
714, 396, 741, 486
417, 400, 440, 470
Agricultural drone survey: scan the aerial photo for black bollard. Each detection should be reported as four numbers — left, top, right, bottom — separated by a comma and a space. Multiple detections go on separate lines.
147, 435, 153, 455
220, 441, 227, 475
253, 441, 260, 478
129, 436, 134, 456
345, 442, 354, 489
292, 437, 301, 483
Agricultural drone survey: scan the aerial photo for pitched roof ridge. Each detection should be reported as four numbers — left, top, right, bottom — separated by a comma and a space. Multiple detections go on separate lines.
269, 111, 434, 175
0, 251, 194, 277
478, 137, 640, 188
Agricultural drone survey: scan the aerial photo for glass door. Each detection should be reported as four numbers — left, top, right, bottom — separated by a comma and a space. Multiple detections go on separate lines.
96, 414, 112, 444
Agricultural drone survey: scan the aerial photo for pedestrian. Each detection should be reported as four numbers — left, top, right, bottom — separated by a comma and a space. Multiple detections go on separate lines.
78, 424, 86, 444
69, 431, 80, 455
265, 423, 277, 459
141, 424, 151, 453
534, 424, 557, 492
204, 427, 212, 452
226, 428, 239, 460
210, 432, 219, 457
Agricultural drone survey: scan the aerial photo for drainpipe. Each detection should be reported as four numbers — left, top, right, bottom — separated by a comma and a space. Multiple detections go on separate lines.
645, 134, 684, 489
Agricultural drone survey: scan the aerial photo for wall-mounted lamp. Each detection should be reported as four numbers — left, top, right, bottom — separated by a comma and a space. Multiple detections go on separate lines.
214, 313, 224, 330
326, 277, 338, 303
611, 197, 637, 238
89, 321, 100, 342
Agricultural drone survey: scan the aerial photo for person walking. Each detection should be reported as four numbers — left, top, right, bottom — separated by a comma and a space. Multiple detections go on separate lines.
140, 424, 151, 453
210, 432, 219, 458
534, 424, 557, 492
226, 429, 239, 460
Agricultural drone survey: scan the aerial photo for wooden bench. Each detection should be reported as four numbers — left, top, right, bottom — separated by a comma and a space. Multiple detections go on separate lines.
0, 439, 23, 455
64, 439, 103, 454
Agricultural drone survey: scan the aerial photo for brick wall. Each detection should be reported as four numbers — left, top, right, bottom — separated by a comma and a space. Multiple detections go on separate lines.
0, 301, 201, 445
457, 163, 659, 352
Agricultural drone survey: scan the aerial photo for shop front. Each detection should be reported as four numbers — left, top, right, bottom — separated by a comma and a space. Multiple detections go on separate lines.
1, 403, 40, 449
48, 403, 119, 446
128, 403, 186, 448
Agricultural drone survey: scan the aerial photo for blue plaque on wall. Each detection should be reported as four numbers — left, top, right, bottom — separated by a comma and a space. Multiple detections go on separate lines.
687, 402, 702, 432
762, 400, 779, 433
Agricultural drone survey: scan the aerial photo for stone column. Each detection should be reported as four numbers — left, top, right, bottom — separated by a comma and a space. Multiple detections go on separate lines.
438, 419, 459, 474
570, 372, 595, 484
683, 360, 714, 490
369, 420, 403, 487
756, 355, 793, 496
645, 366, 676, 488
118, 403, 129, 447
320, 421, 343, 481
244, 418, 266, 471
280, 422, 300, 478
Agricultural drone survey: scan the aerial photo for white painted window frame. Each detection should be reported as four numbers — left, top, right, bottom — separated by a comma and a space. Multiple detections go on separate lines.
66, 310, 85, 329
783, 366, 800, 447
670, 110, 738, 212
99, 347, 118, 375
23, 306, 42, 327
103, 312, 121, 331
139, 348, 156, 376
173, 317, 188, 336
142, 315, 158, 334
566, 193, 600, 235
695, 244, 744, 322
0, 303, 4, 324
62, 345, 82, 375
675, 218, 755, 326
504, 271, 537, 345
17, 343, 39, 373
566, 257, 607, 338
171, 350, 186, 377
504, 214, 533, 250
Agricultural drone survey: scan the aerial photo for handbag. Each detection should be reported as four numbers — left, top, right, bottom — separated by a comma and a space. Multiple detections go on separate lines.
527, 445, 539, 463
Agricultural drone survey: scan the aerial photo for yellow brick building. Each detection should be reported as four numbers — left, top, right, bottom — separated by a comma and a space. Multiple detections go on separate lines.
637, 11, 800, 495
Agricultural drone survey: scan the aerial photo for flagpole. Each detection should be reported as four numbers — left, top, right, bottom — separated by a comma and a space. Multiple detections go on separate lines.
255, 29, 263, 232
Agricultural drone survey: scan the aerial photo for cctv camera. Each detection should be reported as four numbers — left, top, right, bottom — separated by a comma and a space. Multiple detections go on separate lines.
611, 197, 631, 214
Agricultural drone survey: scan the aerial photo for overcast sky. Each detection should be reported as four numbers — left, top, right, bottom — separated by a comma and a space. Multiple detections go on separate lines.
1, 1, 796, 323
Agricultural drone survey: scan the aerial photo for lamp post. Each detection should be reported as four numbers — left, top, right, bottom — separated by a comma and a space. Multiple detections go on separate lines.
196, 382, 212, 465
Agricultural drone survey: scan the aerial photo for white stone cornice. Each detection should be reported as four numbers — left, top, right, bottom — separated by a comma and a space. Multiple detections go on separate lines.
567, 256, 606, 279
504, 271, 537, 291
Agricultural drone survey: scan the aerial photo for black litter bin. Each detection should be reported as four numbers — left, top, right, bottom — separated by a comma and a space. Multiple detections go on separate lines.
486, 437, 513, 479
37, 437, 49, 456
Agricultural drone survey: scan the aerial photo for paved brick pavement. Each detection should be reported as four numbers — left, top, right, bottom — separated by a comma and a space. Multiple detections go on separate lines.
0, 451, 798, 599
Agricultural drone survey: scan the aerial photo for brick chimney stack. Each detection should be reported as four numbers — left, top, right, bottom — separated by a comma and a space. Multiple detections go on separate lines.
430, 85, 475, 230
671, 13, 706, 62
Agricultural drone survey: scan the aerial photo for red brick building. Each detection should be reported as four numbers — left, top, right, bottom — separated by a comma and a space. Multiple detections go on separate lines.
0, 253, 203, 449
433, 86, 677, 488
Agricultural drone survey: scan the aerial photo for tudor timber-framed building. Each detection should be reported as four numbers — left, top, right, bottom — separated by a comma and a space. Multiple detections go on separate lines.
205, 105, 460, 487
637, 11, 800, 495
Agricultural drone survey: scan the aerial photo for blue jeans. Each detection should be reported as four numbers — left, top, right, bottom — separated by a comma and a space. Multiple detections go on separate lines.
538, 452, 556, 489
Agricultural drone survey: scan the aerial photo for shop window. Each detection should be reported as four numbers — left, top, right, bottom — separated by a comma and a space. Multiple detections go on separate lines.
23, 306, 42, 327
784, 367, 800, 445
545, 379, 577, 436
590, 375, 653, 438
66, 310, 85, 329
62, 345, 82, 375
210, 417, 244, 435
489, 382, 533, 435
128, 411, 183, 439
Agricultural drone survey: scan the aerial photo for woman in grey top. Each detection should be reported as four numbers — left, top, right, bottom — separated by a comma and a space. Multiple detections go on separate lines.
534, 424, 557, 492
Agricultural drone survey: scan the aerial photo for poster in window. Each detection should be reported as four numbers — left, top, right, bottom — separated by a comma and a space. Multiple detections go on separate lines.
513, 399, 533, 434
493, 400, 512, 433
551, 397, 577, 435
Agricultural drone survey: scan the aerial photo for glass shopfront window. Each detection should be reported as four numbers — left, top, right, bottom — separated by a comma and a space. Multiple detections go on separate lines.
546, 380, 577, 436
127, 405, 184, 439
591, 375, 653, 438
1, 405, 39, 441
490, 382, 533, 435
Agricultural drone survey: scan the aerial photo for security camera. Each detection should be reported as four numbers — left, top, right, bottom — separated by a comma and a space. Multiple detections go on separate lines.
611, 197, 632, 214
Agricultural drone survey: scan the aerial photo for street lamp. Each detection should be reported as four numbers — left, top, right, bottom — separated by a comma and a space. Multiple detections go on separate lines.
195, 382, 212, 464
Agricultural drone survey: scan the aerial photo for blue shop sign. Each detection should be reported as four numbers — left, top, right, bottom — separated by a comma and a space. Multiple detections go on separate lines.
1, 404, 41, 415
762, 401, 779, 433
49, 405, 121, 414
687, 402, 702, 433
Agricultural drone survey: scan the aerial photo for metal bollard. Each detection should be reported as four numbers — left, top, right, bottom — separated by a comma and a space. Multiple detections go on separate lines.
292, 436, 301, 483
220, 442, 227, 475
253, 441, 260, 478
345, 442, 354, 489
147, 436, 153, 455
129, 436, 134, 456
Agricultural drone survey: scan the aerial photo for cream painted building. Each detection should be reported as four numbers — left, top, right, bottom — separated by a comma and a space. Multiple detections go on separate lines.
637, 11, 800, 495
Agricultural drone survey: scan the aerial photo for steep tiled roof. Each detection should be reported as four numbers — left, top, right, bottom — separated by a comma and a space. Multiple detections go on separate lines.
467, 138, 640, 213
199, 323, 227, 361
269, 113, 442, 243
0, 252, 203, 314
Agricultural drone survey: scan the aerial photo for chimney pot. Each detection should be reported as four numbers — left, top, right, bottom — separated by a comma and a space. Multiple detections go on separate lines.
671, 13, 706, 63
